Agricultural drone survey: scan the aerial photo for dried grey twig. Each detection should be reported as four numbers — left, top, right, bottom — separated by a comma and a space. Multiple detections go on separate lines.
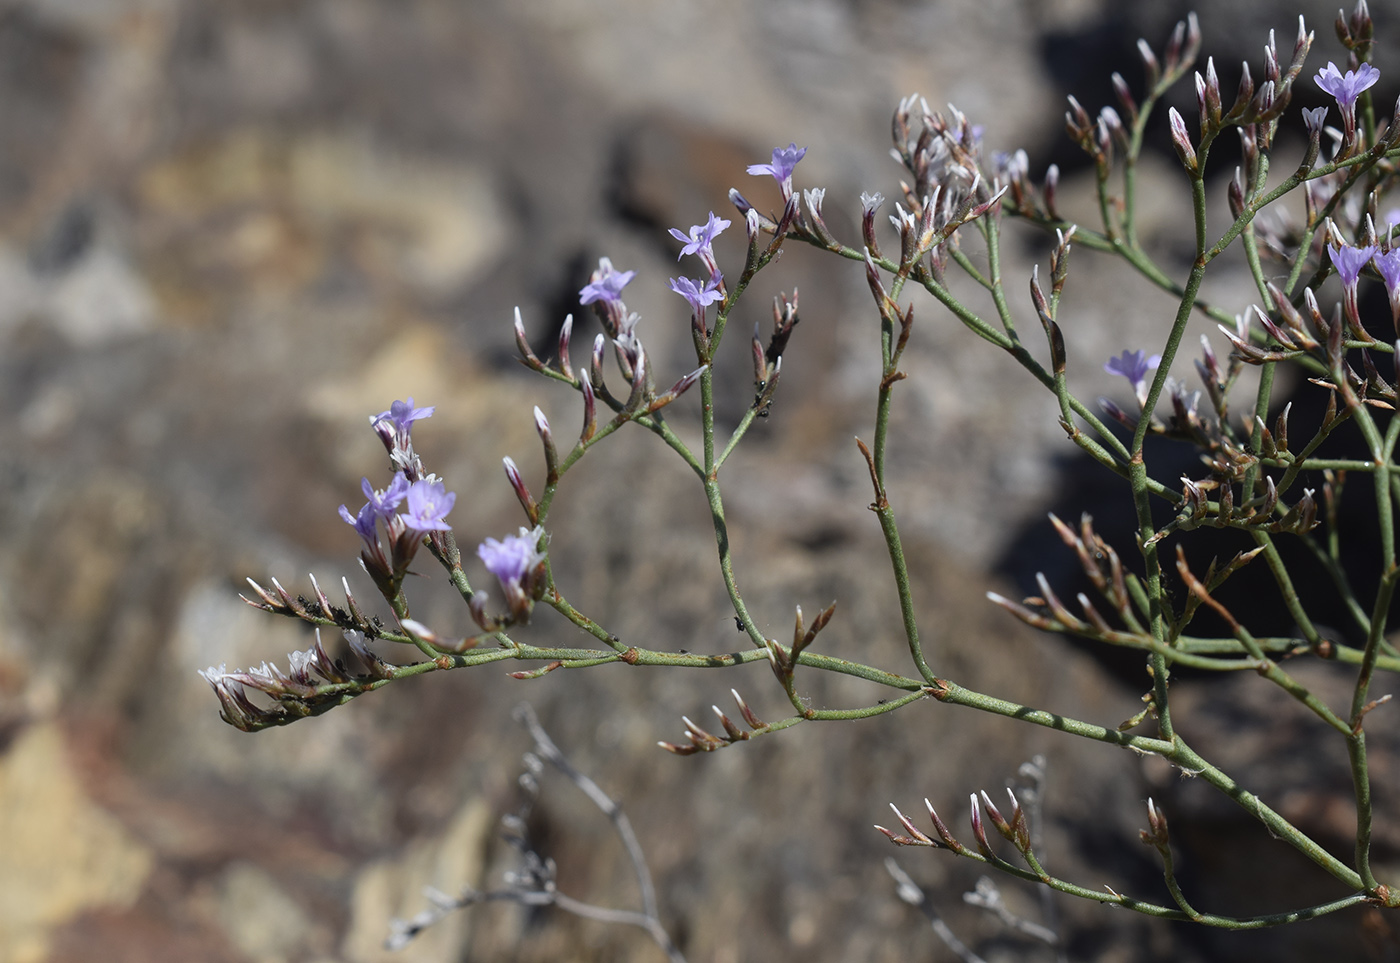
386, 703, 686, 962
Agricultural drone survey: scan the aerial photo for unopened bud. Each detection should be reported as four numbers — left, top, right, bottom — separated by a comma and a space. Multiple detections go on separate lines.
534, 406, 557, 483
1168, 107, 1198, 171
624, 343, 648, 412
590, 332, 606, 389
514, 306, 542, 370
667, 364, 706, 399
1263, 38, 1280, 83
1138, 38, 1161, 90
1065, 95, 1092, 141
1203, 56, 1221, 125
580, 376, 597, 444
557, 314, 574, 380
969, 793, 993, 856
1250, 79, 1276, 120
744, 207, 761, 244
1111, 71, 1138, 123
1228, 167, 1245, 219
1099, 106, 1127, 152
729, 187, 753, 217
752, 323, 767, 385
503, 456, 538, 524
1228, 60, 1254, 121
1043, 164, 1060, 220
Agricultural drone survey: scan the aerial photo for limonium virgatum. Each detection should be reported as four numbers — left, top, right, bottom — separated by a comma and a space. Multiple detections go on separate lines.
203, 2, 1400, 944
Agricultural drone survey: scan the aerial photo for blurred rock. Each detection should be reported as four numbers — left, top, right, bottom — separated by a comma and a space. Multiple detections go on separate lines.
0, 723, 154, 963
0, 1, 1390, 962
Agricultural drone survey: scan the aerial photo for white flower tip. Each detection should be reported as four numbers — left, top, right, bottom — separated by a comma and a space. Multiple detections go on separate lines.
400, 618, 434, 639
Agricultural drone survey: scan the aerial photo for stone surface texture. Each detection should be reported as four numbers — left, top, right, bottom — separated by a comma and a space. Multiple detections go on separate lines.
0, 1, 1397, 962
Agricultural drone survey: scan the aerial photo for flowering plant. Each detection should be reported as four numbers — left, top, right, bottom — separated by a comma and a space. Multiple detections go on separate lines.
205, 3, 1400, 953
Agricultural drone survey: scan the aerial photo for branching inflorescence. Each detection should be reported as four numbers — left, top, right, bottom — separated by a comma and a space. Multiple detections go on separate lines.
205, 1, 1400, 944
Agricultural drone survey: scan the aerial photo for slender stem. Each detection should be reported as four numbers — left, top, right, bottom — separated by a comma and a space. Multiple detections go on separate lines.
916, 837, 1369, 927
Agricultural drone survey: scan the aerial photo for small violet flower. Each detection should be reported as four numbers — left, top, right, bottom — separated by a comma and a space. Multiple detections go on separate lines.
579, 261, 636, 305
339, 472, 411, 546
669, 211, 731, 260
669, 275, 724, 315
478, 526, 547, 592
1316, 61, 1380, 149
1330, 243, 1376, 287
371, 398, 435, 449
361, 472, 409, 518
338, 501, 379, 545
747, 143, 807, 193
400, 478, 456, 533
1105, 349, 1161, 407
1371, 248, 1400, 330
1314, 61, 1380, 111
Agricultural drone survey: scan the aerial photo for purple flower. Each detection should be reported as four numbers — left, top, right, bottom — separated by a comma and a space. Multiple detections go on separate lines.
1375, 249, 1400, 331
747, 143, 807, 187
1315, 61, 1380, 110
339, 500, 379, 544
400, 478, 455, 532
669, 275, 724, 314
1105, 349, 1161, 405
1330, 243, 1376, 286
669, 211, 731, 260
477, 526, 547, 592
1373, 249, 1400, 290
372, 398, 434, 435
579, 260, 636, 305
361, 472, 409, 518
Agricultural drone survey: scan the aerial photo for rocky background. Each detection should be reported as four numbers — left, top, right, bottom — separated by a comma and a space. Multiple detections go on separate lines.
2, 1, 1399, 961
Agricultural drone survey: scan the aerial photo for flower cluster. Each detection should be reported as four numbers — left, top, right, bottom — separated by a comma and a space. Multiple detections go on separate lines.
341, 400, 456, 595
668, 210, 730, 330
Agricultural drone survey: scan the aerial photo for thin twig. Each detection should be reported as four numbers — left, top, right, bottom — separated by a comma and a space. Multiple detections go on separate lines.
385, 704, 687, 963
513, 702, 662, 923
885, 858, 991, 963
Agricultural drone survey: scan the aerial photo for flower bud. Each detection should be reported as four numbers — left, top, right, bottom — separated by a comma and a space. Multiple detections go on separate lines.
503, 456, 538, 525
514, 306, 543, 371
590, 332, 606, 390
1227, 60, 1254, 121
1111, 71, 1138, 124
1043, 164, 1060, 220
579, 375, 596, 444
534, 406, 557, 483
1138, 38, 1161, 91
557, 313, 574, 380
1228, 167, 1245, 219
1167, 107, 1198, 171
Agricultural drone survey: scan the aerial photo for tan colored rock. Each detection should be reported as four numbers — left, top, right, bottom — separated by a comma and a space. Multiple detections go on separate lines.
341, 798, 493, 963
0, 723, 153, 963
211, 861, 319, 963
